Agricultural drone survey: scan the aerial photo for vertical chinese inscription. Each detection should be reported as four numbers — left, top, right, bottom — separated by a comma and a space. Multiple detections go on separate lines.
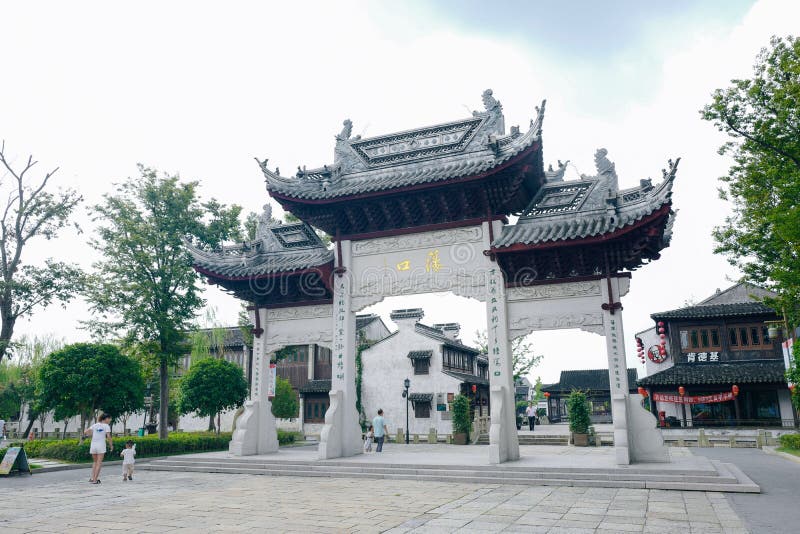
488, 267, 502, 377
333, 279, 347, 384
609, 316, 622, 391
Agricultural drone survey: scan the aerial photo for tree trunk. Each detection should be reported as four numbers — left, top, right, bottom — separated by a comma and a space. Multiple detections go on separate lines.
217, 412, 221, 435
23, 417, 35, 439
208, 412, 215, 432
159, 358, 169, 439
0, 298, 16, 364
62, 420, 69, 440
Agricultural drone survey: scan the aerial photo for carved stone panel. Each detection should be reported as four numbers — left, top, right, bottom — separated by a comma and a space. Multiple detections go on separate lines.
507, 280, 601, 301
350, 226, 490, 303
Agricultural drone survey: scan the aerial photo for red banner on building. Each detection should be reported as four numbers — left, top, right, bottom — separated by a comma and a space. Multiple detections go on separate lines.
652, 392, 735, 404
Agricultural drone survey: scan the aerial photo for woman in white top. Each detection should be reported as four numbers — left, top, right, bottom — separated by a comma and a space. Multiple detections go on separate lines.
84, 412, 113, 484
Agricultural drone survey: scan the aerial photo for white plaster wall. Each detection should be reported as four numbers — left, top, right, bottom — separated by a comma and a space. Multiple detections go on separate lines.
637, 326, 674, 377
179, 408, 237, 432
778, 389, 795, 426
361, 321, 463, 436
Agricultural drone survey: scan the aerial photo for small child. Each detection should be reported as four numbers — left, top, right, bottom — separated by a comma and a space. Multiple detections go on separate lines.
120, 440, 136, 481
363, 425, 374, 453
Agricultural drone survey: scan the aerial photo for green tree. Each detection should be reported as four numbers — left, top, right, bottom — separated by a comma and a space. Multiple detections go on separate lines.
534, 376, 544, 401
8, 334, 64, 437
0, 142, 84, 363
37, 343, 145, 436
271, 376, 299, 419
178, 357, 248, 434
701, 35, 800, 325
473, 330, 543, 382
86, 165, 242, 438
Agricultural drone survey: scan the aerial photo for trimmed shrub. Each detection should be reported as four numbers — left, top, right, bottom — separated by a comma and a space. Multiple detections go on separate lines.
2, 433, 232, 463
277, 430, 301, 445
779, 433, 800, 449
566, 390, 590, 434
452, 394, 472, 439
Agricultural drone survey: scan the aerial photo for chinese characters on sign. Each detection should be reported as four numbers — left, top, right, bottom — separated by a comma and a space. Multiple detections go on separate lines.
333, 280, 347, 383
609, 317, 622, 390
686, 351, 720, 363
425, 249, 442, 272
652, 392, 734, 404
266, 363, 277, 398
488, 268, 502, 377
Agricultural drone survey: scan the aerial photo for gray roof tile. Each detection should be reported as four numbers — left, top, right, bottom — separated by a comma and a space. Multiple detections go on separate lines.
651, 302, 776, 321
493, 153, 678, 248
187, 220, 333, 278
259, 92, 545, 200
637, 361, 786, 386
542, 369, 638, 393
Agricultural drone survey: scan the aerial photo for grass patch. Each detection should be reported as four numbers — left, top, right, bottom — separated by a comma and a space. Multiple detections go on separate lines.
777, 447, 800, 457
29, 463, 43, 469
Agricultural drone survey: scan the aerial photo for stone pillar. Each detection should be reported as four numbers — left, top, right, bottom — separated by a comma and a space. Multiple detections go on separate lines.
229, 308, 279, 456
602, 277, 668, 464
486, 262, 520, 464
319, 239, 362, 459
308, 344, 315, 380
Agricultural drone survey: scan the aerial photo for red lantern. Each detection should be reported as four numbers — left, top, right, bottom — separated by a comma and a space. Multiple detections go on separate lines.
658, 328, 665, 334
471, 384, 477, 393
678, 386, 685, 396
638, 387, 648, 397
790, 384, 796, 393
657, 321, 664, 327
544, 391, 550, 398
732, 385, 739, 396
659, 333, 666, 340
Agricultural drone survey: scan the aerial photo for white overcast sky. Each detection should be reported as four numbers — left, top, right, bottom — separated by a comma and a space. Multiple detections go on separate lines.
2, 1, 798, 383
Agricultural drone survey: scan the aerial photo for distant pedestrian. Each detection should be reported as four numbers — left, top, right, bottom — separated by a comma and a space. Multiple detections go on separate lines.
372, 409, 389, 452
525, 402, 536, 431
363, 425, 374, 453
120, 440, 136, 481
84, 412, 113, 484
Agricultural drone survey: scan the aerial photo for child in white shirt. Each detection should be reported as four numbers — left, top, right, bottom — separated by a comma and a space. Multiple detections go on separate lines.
363, 425, 374, 453
120, 440, 136, 481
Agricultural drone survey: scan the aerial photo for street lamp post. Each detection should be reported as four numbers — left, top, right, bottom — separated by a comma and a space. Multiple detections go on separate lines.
403, 378, 410, 444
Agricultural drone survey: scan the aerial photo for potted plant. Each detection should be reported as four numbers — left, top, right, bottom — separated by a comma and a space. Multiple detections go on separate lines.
451, 394, 472, 445
567, 390, 591, 446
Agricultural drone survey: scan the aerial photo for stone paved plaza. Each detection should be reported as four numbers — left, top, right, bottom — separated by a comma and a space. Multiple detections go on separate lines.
1, 468, 749, 533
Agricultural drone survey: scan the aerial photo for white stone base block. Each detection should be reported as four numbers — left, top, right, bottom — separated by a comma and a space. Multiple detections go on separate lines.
228, 399, 279, 456
488, 385, 520, 464
318, 390, 363, 460
627, 395, 669, 463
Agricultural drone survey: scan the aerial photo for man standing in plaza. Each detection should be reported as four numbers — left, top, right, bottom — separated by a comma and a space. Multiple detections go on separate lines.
525, 402, 536, 431
372, 409, 388, 452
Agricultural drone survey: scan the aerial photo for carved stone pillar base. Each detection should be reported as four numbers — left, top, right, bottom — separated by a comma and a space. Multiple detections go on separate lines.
611, 395, 630, 465
318, 390, 362, 460
626, 396, 669, 463
488, 385, 520, 464
229, 398, 279, 456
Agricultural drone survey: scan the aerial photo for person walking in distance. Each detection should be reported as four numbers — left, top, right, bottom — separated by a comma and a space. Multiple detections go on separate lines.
525, 402, 536, 431
84, 412, 113, 484
372, 409, 389, 452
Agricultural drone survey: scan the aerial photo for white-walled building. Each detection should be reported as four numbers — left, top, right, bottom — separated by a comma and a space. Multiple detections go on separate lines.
360, 308, 488, 436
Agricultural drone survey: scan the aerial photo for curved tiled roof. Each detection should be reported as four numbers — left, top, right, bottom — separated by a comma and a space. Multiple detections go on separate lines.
650, 302, 776, 321
260, 94, 546, 201
186, 221, 333, 279
299, 379, 331, 394
542, 369, 638, 393
637, 361, 787, 386
492, 156, 678, 248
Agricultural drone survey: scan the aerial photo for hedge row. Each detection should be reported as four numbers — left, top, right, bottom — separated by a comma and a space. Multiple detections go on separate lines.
779, 433, 800, 450
2, 430, 301, 463
3, 432, 231, 463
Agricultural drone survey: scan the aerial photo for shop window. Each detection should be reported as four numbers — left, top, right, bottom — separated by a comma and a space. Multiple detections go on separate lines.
414, 402, 431, 418
679, 327, 721, 352
728, 323, 775, 350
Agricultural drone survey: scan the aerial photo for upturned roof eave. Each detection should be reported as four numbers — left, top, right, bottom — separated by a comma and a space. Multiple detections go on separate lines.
489, 203, 672, 253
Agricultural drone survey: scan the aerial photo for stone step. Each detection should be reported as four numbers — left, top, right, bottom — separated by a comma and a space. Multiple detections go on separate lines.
143, 459, 736, 484
140, 458, 758, 492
